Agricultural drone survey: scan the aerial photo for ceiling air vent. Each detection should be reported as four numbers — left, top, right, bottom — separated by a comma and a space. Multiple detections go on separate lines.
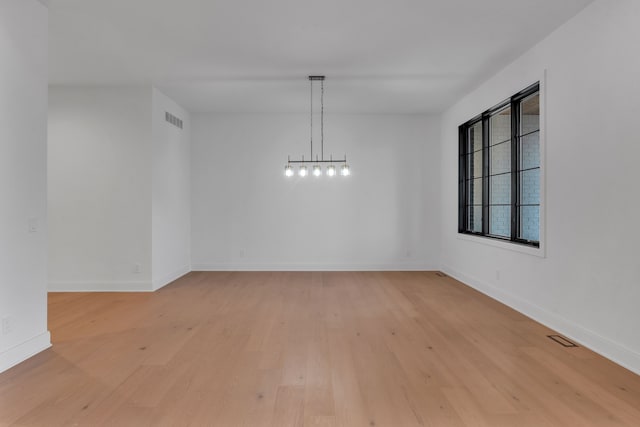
165, 111, 183, 129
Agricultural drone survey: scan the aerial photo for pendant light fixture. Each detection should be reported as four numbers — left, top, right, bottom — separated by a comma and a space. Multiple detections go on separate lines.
284, 76, 349, 177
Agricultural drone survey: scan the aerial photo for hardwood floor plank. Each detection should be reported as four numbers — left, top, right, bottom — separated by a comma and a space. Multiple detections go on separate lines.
1, 271, 639, 426
270, 385, 305, 427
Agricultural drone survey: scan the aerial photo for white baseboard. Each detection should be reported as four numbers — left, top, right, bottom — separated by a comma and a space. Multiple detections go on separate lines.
48, 280, 153, 292
441, 264, 640, 376
0, 331, 51, 374
152, 265, 191, 291
49, 265, 434, 292
191, 263, 436, 272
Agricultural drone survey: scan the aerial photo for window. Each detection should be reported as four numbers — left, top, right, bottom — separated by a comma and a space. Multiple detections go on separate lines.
459, 83, 540, 247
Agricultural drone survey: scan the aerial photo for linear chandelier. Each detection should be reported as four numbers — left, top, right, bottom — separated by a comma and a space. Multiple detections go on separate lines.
284, 76, 350, 178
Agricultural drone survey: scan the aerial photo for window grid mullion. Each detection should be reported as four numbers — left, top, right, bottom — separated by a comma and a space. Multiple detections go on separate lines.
510, 98, 519, 242
482, 115, 490, 235
458, 126, 466, 232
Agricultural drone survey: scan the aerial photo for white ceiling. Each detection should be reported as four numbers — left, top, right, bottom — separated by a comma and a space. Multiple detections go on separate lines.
48, 0, 593, 113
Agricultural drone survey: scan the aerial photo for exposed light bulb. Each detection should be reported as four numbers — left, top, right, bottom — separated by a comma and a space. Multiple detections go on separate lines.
299, 165, 308, 177
326, 165, 336, 177
284, 165, 294, 177
341, 164, 350, 176
312, 164, 322, 177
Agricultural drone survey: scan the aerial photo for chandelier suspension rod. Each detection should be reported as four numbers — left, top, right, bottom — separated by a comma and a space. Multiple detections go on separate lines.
310, 77, 313, 161
321, 78, 324, 161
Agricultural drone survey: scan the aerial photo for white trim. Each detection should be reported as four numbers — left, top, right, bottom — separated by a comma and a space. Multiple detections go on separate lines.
538, 69, 547, 257
191, 263, 435, 272
152, 265, 191, 291
0, 331, 51, 374
48, 281, 153, 292
456, 233, 545, 258
442, 264, 640, 376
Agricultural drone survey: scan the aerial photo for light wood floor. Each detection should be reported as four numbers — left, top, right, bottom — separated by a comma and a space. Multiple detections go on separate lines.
1, 272, 640, 426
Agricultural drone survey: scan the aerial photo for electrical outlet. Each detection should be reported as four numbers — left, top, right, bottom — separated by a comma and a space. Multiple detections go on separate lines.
496, 270, 501, 281
239, 249, 245, 258
2, 317, 13, 335
28, 217, 38, 233
134, 263, 141, 274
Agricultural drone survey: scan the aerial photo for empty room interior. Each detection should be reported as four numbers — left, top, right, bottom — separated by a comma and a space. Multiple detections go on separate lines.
2, 0, 640, 425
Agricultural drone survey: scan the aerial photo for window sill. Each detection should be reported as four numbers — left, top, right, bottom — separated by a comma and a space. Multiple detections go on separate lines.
457, 232, 546, 258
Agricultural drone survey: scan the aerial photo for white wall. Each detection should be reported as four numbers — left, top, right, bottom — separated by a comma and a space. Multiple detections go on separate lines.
440, 0, 640, 374
48, 87, 153, 291
151, 89, 191, 290
191, 113, 441, 270
0, 0, 50, 373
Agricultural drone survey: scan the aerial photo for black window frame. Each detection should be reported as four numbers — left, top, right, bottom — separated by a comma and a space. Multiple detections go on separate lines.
458, 82, 540, 248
